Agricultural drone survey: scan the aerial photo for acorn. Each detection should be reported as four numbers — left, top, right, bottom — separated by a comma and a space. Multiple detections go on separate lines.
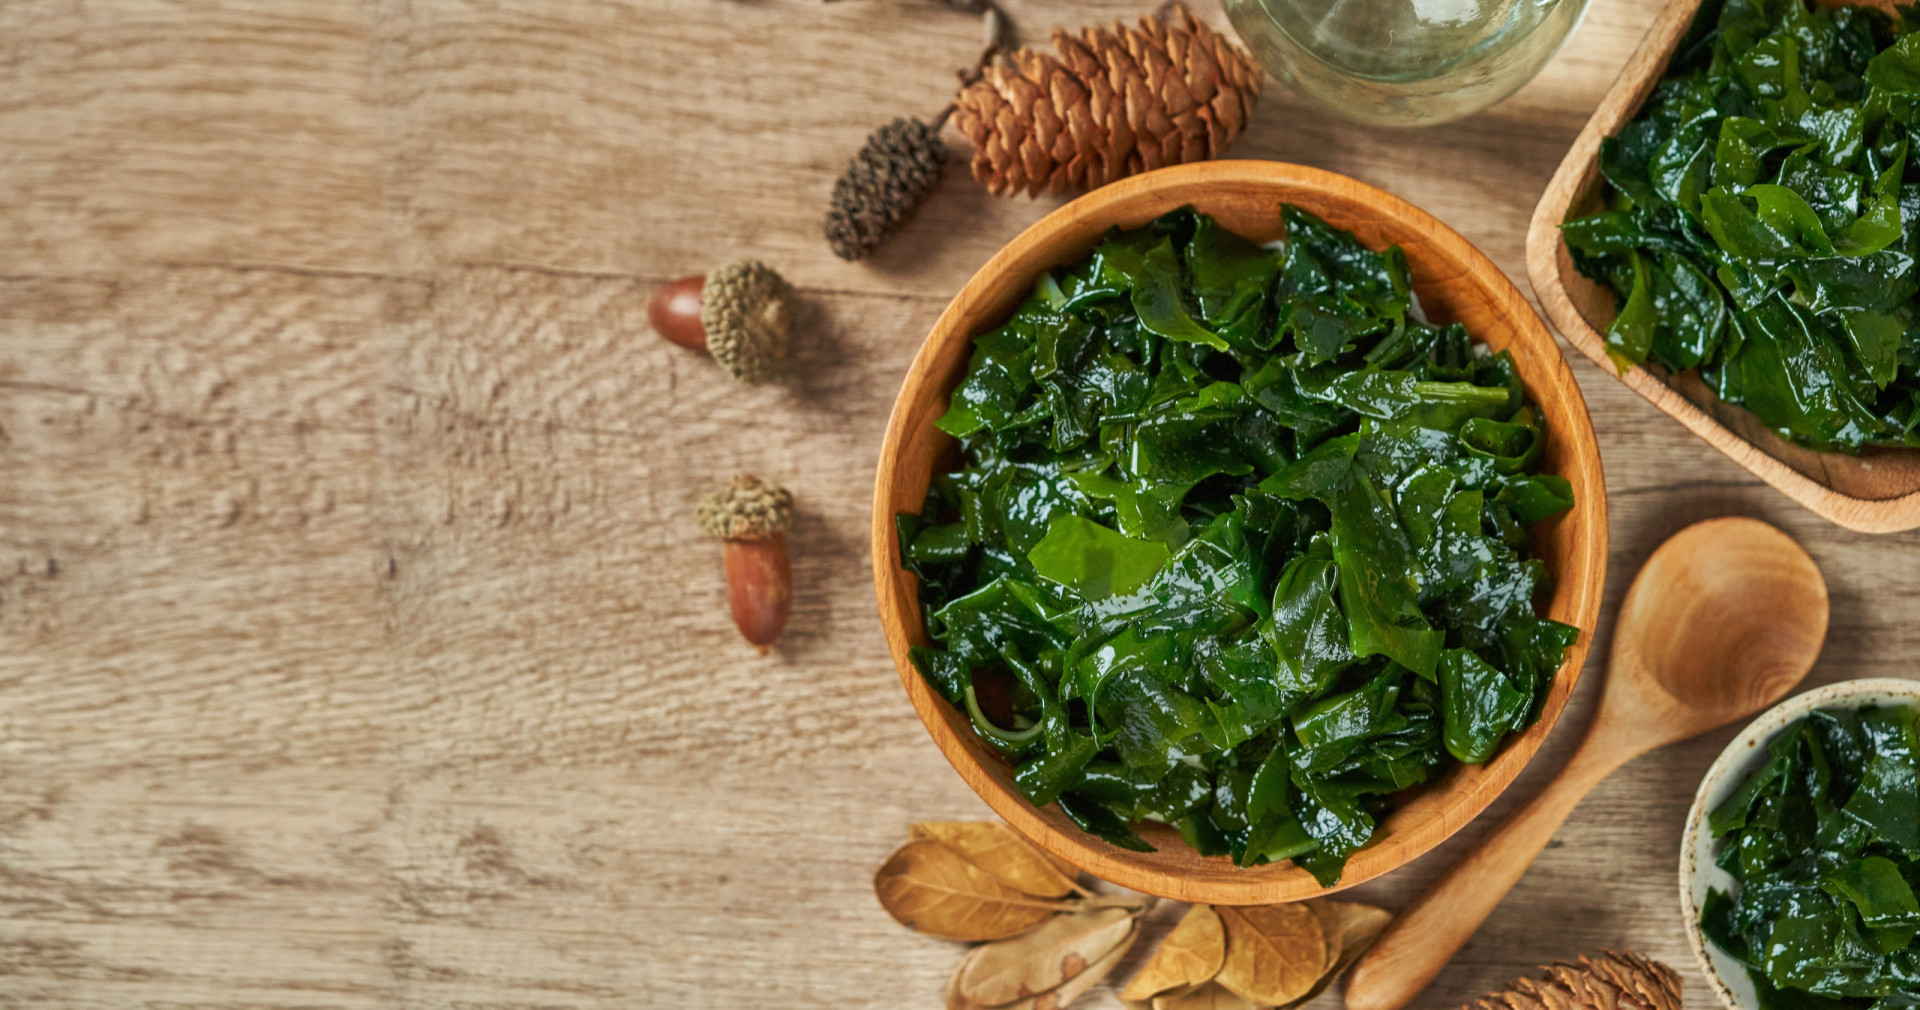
695, 475, 794, 651
647, 259, 793, 384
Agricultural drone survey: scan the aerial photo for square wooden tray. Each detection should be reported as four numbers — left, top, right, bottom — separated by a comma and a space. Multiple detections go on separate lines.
1526, 0, 1920, 533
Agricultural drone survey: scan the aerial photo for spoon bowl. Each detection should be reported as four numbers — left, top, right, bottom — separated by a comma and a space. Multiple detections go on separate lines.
1596, 517, 1830, 744
1345, 517, 1829, 1010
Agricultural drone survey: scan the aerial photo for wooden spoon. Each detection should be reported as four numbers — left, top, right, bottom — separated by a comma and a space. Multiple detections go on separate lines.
1344, 516, 1828, 1010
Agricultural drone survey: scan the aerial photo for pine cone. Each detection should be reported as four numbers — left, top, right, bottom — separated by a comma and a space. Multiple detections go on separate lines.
825, 118, 949, 261
1465, 952, 1684, 1010
949, 3, 1261, 197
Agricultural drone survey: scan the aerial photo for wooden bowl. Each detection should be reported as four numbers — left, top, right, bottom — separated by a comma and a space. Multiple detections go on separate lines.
871, 161, 1608, 904
1527, 0, 1920, 533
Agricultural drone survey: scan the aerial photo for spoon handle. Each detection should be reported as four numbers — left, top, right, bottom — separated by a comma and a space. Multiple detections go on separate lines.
1343, 742, 1622, 1010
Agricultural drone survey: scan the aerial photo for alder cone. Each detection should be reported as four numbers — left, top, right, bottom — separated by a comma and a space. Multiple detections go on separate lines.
1465, 951, 1684, 1010
949, 2, 1262, 197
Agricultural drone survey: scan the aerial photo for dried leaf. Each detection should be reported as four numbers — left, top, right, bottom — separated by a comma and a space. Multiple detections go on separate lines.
957, 904, 1138, 1006
1154, 982, 1262, 1010
948, 923, 1139, 1010
1315, 900, 1390, 964
1310, 915, 1343, 982
1027, 922, 1137, 1010
1214, 904, 1329, 1006
1121, 904, 1227, 1000
948, 947, 994, 1010
913, 821, 1078, 898
1080, 892, 1152, 912
1041, 848, 1083, 884
1285, 901, 1391, 1007
876, 838, 1065, 941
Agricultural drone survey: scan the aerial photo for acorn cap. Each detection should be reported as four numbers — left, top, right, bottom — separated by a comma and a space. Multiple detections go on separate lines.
700, 259, 792, 384
695, 474, 793, 541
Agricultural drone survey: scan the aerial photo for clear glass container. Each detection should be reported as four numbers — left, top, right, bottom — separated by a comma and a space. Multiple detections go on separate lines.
1220, 0, 1592, 127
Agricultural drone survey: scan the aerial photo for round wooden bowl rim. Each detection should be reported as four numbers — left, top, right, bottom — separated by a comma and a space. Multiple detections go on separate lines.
870, 160, 1608, 904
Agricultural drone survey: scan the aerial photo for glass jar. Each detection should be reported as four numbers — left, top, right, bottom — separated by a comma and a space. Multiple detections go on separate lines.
1219, 0, 1592, 127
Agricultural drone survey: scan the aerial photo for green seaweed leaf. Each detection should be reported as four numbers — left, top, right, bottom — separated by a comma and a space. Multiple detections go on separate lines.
1027, 514, 1172, 601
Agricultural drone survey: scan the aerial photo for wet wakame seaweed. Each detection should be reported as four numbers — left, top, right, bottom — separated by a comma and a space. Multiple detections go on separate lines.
896, 206, 1580, 885
1565, 0, 1920, 452
1703, 703, 1920, 1010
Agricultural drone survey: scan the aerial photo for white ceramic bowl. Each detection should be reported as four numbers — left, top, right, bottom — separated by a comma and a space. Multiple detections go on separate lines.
1679, 677, 1920, 1010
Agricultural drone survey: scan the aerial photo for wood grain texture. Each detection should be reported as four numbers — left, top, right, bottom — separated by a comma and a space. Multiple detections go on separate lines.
1526, 0, 1920, 533
871, 161, 1608, 905
3, 0, 1917, 1008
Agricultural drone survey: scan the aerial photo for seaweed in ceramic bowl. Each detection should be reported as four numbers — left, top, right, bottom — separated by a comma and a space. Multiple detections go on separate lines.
1684, 678, 1920, 1010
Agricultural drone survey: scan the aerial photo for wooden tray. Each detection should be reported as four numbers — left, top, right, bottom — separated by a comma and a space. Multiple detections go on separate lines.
1526, 0, 1920, 533
873, 161, 1608, 904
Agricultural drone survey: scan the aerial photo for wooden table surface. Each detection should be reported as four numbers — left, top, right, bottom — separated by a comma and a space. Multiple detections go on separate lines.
3, 1, 1915, 1007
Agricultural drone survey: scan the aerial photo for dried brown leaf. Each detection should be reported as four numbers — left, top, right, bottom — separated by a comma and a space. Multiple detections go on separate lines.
1214, 904, 1328, 1006
913, 821, 1078, 898
1120, 904, 1226, 1000
1079, 892, 1153, 912
948, 946, 993, 1010
875, 838, 1065, 941
1298, 904, 1346, 985
1153, 981, 1262, 1010
957, 904, 1138, 1006
1284, 901, 1392, 1007
1027, 922, 1137, 1010
948, 923, 1139, 1010
1041, 849, 1083, 883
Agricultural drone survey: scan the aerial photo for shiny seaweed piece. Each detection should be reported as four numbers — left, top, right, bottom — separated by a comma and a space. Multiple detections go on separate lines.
897, 206, 1578, 885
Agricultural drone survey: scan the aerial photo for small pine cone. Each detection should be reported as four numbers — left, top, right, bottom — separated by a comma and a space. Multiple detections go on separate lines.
949, 2, 1261, 197
825, 118, 949, 261
1465, 952, 1684, 1010
700, 259, 792, 384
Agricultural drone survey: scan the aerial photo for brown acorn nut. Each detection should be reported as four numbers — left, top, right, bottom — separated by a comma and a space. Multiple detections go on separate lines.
648, 275, 707, 351
695, 475, 794, 651
646, 260, 793, 384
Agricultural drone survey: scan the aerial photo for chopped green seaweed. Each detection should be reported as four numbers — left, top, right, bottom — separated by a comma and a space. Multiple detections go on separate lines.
1564, 0, 1920, 453
897, 206, 1580, 884
1703, 703, 1920, 1010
